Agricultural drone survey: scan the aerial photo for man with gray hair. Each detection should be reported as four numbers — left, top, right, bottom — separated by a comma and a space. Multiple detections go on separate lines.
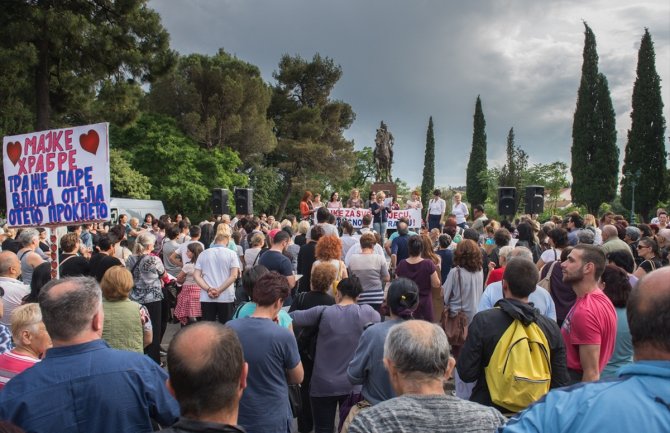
0, 276, 179, 432
478, 247, 556, 320
348, 320, 506, 433
15, 228, 45, 287
600, 224, 634, 262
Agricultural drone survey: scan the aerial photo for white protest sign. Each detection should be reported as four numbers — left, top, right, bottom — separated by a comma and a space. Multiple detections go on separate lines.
3, 122, 111, 227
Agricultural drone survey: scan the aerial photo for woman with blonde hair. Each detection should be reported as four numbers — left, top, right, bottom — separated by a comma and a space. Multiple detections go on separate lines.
126, 232, 167, 363
0, 303, 51, 389
101, 266, 152, 352
346, 189, 364, 208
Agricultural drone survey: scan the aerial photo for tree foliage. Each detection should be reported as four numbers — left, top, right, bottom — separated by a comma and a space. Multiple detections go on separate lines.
146, 50, 276, 164
109, 148, 152, 199
268, 53, 356, 217
571, 22, 619, 214
421, 116, 436, 206
112, 114, 245, 220
466, 96, 488, 206
498, 127, 528, 209
621, 29, 667, 221
0, 0, 175, 130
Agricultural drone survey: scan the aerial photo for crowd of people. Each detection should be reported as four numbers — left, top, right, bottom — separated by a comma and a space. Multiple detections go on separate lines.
0, 191, 668, 432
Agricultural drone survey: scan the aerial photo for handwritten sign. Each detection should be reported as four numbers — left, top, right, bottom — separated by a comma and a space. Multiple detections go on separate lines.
323, 208, 422, 229
3, 123, 110, 227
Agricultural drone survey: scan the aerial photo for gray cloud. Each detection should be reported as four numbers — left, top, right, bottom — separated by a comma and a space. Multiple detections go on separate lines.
150, 0, 669, 189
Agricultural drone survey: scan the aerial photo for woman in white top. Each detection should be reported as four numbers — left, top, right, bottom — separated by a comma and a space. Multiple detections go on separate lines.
536, 227, 569, 271
452, 193, 469, 228
405, 190, 423, 210
312, 235, 348, 297
426, 189, 446, 231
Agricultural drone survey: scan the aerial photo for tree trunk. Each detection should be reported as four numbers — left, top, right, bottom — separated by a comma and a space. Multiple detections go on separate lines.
275, 177, 293, 220
35, 30, 50, 130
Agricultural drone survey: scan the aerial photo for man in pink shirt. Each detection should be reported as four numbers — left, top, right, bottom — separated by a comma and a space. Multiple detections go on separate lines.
561, 244, 617, 383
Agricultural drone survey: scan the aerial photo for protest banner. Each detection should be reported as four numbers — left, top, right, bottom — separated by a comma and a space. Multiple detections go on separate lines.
3, 123, 111, 227
323, 207, 421, 229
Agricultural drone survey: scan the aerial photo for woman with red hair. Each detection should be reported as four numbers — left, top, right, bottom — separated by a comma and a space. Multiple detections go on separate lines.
300, 191, 314, 221
312, 235, 348, 296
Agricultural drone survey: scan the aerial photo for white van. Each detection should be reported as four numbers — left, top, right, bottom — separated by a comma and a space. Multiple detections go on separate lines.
109, 197, 166, 224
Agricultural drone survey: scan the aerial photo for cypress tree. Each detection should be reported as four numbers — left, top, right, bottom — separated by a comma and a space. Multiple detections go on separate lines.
621, 29, 667, 221
571, 22, 618, 214
421, 116, 436, 206
466, 96, 488, 207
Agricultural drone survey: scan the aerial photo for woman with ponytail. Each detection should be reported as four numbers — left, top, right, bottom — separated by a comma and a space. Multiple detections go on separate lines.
346, 278, 420, 406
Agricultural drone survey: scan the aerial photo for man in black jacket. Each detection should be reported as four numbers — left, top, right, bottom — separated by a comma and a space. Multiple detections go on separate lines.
457, 257, 569, 413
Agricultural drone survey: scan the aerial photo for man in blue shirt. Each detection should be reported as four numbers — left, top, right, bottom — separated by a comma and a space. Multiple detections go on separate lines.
479, 248, 557, 321
501, 267, 670, 432
0, 276, 179, 433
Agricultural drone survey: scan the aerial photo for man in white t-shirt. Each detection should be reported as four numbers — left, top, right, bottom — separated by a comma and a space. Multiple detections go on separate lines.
0, 252, 30, 329
193, 232, 239, 324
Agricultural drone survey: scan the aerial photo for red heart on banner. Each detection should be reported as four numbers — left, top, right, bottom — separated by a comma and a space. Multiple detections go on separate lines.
7, 141, 21, 166
79, 130, 99, 155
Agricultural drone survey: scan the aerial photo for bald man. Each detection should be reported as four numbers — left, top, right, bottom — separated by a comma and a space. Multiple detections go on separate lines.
502, 267, 670, 432
600, 224, 634, 261
0, 276, 179, 432
162, 322, 247, 433
0, 251, 30, 329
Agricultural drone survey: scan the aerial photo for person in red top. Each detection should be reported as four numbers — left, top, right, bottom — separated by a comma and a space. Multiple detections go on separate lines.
300, 191, 314, 221
560, 244, 617, 384
0, 303, 51, 389
485, 246, 513, 286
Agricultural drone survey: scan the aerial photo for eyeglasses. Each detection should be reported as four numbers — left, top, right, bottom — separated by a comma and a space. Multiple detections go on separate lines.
637, 245, 649, 250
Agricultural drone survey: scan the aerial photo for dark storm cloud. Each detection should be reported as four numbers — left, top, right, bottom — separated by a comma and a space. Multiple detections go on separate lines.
150, 0, 669, 189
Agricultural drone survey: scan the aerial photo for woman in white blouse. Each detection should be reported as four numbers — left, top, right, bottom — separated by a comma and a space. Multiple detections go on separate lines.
452, 193, 469, 228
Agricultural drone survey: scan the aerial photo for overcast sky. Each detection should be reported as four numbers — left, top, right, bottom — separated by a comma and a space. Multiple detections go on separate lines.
149, 0, 670, 189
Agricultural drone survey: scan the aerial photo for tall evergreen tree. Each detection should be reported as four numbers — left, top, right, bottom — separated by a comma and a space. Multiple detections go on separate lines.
466, 96, 488, 207
621, 29, 667, 221
498, 127, 528, 210
421, 116, 436, 206
571, 22, 618, 214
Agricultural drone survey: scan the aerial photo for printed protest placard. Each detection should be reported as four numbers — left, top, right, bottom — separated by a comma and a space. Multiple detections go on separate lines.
319, 207, 422, 229
3, 123, 111, 227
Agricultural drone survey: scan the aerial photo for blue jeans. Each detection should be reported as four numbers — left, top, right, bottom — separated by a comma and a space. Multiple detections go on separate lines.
373, 221, 387, 244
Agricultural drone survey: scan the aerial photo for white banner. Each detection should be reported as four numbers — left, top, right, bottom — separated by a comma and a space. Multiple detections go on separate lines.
3, 123, 111, 227
324, 207, 422, 229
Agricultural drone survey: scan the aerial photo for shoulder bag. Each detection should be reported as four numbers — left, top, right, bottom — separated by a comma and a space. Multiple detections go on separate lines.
440, 268, 469, 347
537, 260, 559, 293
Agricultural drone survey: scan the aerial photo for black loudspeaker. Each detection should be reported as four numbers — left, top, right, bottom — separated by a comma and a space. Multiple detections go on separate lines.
211, 188, 229, 215
234, 188, 254, 215
498, 187, 517, 216
525, 185, 545, 215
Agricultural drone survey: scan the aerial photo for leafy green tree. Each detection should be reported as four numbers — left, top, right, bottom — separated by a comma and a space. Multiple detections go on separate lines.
621, 29, 667, 221
421, 116, 436, 206
571, 22, 619, 214
525, 162, 570, 215
0, 0, 174, 130
112, 114, 246, 220
109, 149, 152, 199
147, 50, 276, 164
268, 53, 356, 217
466, 96, 488, 206
498, 127, 528, 210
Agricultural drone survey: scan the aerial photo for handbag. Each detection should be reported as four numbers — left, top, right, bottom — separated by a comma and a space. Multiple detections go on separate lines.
537, 260, 559, 292
441, 268, 468, 346
288, 383, 302, 418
